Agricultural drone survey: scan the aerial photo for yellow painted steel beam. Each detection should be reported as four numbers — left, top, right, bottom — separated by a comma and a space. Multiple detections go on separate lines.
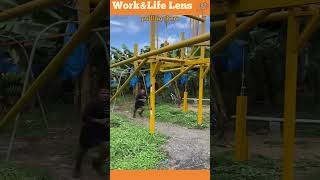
184, 59, 210, 65
203, 65, 210, 78
152, 61, 162, 77
160, 65, 201, 72
149, 62, 156, 134
234, 96, 248, 161
184, 15, 205, 22
111, 59, 148, 101
211, 10, 272, 54
158, 57, 186, 62
110, 32, 210, 68
155, 65, 195, 95
197, 65, 204, 126
297, 12, 320, 50
0, 0, 107, 127
183, 92, 188, 112
181, 32, 185, 59
134, 44, 139, 95
282, 9, 299, 180
212, 0, 320, 15
0, 0, 64, 22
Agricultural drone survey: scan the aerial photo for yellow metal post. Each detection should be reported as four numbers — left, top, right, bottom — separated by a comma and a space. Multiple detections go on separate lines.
183, 91, 188, 112
150, 63, 156, 134
197, 65, 204, 126
181, 32, 185, 59
282, 9, 299, 180
234, 96, 248, 161
149, 20, 156, 134
134, 44, 139, 96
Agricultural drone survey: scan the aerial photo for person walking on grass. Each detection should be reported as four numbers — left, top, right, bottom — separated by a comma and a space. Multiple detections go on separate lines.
133, 89, 147, 118
72, 87, 109, 178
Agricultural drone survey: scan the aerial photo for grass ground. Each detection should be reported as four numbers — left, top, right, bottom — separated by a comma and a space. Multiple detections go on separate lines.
0, 161, 49, 180
144, 103, 210, 129
110, 113, 168, 170
213, 151, 280, 180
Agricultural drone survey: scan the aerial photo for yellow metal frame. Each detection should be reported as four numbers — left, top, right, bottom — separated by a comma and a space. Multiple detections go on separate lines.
212, 1, 320, 180
110, 16, 210, 134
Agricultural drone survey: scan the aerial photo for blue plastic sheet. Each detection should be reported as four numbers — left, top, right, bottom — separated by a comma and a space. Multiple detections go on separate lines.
163, 72, 172, 88
129, 68, 138, 87
178, 74, 188, 85
0, 50, 20, 73
61, 23, 87, 80
146, 72, 150, 88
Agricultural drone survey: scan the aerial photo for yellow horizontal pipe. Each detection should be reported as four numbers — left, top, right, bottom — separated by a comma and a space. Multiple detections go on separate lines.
0, 0, 64, 22
111, 32, 210, 68
297, 12, 320, 50
184, 15, 205, 22
159, 57, 186, 62
211, 10, 272, 54
160, 65, 201, 72
155, 65, 194, 94
0, 0, 107, 127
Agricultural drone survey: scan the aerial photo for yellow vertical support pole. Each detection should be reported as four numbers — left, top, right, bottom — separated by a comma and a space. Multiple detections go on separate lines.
181, 32, 185, 58
183, 91, 188, 112
134, 44, 139, 96
197, 16, 206, 126
282, 9, 299, 180
180, 32, 188, 112
234, 96, 248, 161
198, 65, 204, 126
149, 20, 156, 134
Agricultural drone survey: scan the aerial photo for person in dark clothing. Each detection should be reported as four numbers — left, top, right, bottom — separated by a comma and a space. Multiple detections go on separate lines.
133, 89, 147, 118
72, 88, 109, 178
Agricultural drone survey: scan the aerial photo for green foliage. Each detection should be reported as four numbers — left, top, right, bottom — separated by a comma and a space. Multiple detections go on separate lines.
144, 103, 210, 128
110, 113, 168, 170
214, 152, 280, 180
0, 73, 23, 110
0, 161, 49, 180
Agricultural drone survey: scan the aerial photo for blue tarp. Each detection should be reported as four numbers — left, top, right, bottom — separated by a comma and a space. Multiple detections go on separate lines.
61, 23, 87, 80
0, 50, 20, 73
163, 72, 172, 88
178, 74, 188, 85
129, 68, 138, 87
212, 41, 244, 72
146, 72, 150, 88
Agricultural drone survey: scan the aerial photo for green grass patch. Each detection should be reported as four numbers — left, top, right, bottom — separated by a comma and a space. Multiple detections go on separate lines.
144, 103, 210, 128
0, 161, 49, 180
111, 113, 168, 170
213, 152, 281, 180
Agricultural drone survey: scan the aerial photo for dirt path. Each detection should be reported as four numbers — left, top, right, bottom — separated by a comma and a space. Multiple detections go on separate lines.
114, 109, 210, 170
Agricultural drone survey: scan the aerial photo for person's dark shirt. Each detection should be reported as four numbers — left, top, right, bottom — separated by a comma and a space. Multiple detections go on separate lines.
82, 100, 108, 126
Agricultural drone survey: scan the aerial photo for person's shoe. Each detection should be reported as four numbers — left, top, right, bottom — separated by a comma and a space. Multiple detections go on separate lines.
92, 160, 106, 177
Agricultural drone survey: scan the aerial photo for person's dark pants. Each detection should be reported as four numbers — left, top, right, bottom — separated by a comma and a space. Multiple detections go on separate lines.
73, 124, 108, 178
133, 102, 144, 118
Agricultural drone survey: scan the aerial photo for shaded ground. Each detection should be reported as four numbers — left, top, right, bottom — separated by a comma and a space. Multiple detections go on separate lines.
113, 102, 210, 170
213, 128, 320, 180
0, 104, 105, 180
